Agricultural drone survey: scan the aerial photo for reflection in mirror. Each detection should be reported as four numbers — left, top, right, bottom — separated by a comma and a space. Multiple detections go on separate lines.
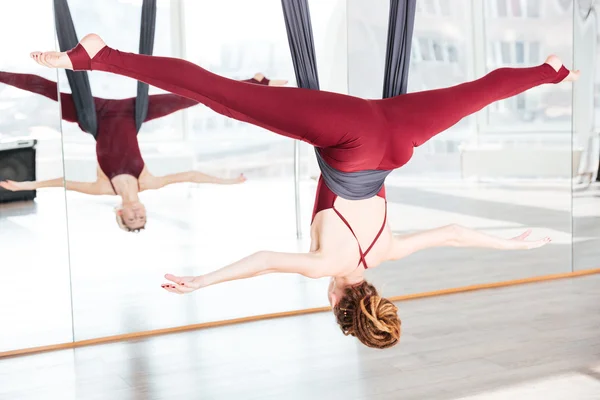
0, 1, 72, 351
56, 0, 339, 341
348, 0, 574, 300
572, 0, 599, 271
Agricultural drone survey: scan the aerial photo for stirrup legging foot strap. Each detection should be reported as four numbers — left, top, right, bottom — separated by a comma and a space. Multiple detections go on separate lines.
551, 65, 570, 84
66, 43, 95, 71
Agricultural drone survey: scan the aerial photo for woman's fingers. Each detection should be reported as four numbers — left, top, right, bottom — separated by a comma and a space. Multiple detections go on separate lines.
161, 282, 196, 294
527, 237, 551, 249
161, 284, 182, 294
520, 229, 533, 239
512, 229, 532, 241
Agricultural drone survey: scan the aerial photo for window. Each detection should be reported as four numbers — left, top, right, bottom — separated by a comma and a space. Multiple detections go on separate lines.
596, 15, 600, 131
515, 41, 525, 63
490, 41, 541, 65
528, 42, 540, 64
418, 0, 452, 16
447, 45, 459, 63
411, 42, 421, 62
419, 37, 433, 61
484, 1, 572, 130
58, 0, 177, 142
497, 0, 509, 17
432, 40, 444, 61
424, 0, 437, 14
527, 0, 541, 17
490, 0, 542, 18
439, 0, 452, 16
511, 0, 523, 17
501, 42, 511, 63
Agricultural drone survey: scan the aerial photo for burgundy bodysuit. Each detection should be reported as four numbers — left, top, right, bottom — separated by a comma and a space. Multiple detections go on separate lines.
0, 71, 269, 191
62, 44, 570, 268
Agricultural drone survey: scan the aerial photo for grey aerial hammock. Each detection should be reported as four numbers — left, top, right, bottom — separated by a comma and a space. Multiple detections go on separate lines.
53, 0, 157, 135
279, 0, 416, 201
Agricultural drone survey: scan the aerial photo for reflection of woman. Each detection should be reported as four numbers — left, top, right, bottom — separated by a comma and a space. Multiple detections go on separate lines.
31, 34, 579, 348
0, 71, 287, 232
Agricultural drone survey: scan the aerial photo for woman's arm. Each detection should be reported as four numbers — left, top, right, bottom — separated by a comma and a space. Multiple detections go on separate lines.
161, 251, 328, 294
0, 178, 111, 195
388, 224, 551, 261
143, 171, 245, 190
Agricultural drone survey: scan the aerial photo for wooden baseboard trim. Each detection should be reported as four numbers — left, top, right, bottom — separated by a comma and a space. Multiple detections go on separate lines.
1, 268, 599, 359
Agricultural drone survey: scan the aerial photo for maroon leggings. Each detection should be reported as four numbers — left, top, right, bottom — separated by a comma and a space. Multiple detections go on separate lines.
0, 71, 270, 135
68, 44, 569, 172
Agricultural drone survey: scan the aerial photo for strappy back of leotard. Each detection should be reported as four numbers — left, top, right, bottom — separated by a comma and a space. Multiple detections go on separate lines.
333, 202, 387, 269
312, 148, 389, 269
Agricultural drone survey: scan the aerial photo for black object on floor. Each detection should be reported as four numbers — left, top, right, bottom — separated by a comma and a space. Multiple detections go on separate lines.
0, 139, 37, 203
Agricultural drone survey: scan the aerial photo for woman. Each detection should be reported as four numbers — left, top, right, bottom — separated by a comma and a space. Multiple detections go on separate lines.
0, 71, 287, 232
30, 34, 579, 348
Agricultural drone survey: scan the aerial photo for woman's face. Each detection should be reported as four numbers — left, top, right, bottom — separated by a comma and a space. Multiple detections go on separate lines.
327, 277, 346, 307
120, 201, 147, 230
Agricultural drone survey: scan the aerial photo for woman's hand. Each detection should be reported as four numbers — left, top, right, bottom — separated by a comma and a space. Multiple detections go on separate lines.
161, 274, 204, 294
0, 180, 36, 191
508, 229, 552, 249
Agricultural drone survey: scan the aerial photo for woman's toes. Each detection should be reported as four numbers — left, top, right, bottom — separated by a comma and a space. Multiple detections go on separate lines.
567, 70, 581, 82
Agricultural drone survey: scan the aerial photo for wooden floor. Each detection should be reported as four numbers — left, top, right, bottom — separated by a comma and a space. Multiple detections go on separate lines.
2, 179, 599, 352
0, 275, 598, 400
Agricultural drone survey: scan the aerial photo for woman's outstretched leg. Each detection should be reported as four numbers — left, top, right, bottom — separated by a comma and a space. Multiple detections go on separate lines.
30, 34, 373, 150
0, 71, 78, 122
381, 56, 580, 148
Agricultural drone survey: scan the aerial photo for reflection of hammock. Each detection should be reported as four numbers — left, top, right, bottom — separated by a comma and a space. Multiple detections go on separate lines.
573, 0, 599, 182
53, 0, 156, 135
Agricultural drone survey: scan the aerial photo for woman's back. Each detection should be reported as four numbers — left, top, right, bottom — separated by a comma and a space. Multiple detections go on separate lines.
312, 194, 391, 276
94, 97, 145, 181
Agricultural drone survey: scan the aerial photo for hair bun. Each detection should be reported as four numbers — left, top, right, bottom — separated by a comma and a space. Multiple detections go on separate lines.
334, 281, 401, 349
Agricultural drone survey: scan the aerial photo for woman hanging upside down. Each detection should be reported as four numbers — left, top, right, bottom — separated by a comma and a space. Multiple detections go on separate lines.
0, 70, 287, 232
30, 33, 580, 348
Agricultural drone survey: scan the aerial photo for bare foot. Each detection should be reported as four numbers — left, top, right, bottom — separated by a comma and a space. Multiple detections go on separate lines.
30, 33, 106, 70
252, 72, 288, 87
30, 51, 72, 69
545, 55, 580, 82
269, 79, 288, 87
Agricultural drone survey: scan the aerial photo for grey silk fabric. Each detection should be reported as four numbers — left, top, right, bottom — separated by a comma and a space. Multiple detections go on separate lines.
280, 0, 320, 91
382, 0, 417, 99
282, 0, 414, 199
54, 0, 98, 136
134, 0, 157, 132
315, 149, 392, 200
54, 0, 156, 136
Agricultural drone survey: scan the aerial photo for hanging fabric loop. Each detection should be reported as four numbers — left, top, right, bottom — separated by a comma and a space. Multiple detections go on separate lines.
53, 0, 98, 136
382, 0, 417, 98
135, 0, 157, 132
